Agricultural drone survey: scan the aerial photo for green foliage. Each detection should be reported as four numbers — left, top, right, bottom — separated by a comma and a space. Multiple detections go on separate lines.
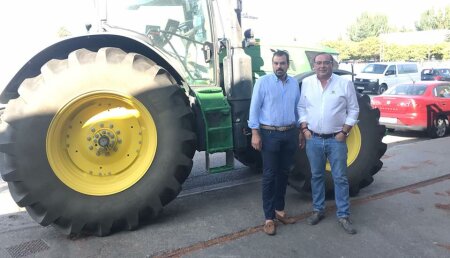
323, 37, 381, 61
415, 6, 450, 31
442, 44, 450, 59
347, 12, 391, 42
357, 37, 381, 61
322, 40, 450, 62
325, 7, 450, 62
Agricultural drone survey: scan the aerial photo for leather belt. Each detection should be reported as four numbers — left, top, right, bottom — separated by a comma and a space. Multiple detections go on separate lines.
310, 130, 340, 139
260, 124, 295, 131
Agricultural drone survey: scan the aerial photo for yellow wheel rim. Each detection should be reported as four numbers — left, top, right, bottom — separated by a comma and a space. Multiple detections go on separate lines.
47, 91, 157, 196
326, 125, 361, 171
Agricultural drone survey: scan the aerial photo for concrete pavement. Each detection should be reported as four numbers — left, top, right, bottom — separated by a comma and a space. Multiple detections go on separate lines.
0, 137, 449, 258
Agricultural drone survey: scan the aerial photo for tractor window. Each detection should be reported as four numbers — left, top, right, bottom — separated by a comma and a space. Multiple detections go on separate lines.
106, 0, 215, 86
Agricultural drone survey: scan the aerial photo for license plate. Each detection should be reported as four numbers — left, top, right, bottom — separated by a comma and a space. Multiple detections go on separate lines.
357, 86, 365, 90
379, 117, 397, 124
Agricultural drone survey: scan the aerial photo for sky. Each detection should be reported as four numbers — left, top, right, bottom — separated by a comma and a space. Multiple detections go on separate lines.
242, 0, 450, 43
0, 0, 449, 88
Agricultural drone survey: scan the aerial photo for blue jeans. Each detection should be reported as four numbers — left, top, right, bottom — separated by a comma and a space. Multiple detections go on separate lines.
260, 128, 298, 220
305, 136, 350, 218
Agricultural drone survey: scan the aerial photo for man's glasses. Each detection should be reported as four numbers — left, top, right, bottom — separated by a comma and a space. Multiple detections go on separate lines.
314, 61, 333, 65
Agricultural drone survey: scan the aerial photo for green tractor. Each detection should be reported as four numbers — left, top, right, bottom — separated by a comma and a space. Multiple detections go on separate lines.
0, 0, 386, 236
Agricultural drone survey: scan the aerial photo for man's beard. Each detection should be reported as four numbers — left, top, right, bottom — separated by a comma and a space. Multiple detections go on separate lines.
276, 69, 286, 78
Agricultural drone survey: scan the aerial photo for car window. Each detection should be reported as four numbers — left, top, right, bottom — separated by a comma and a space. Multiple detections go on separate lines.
399, 64, 418, 74
421, 69, 433, 75
362, 64, 387, 74
438, 69, 450, 75
435, 85, 450, 98
385, 84, 427, 95
386, 65, 396, 75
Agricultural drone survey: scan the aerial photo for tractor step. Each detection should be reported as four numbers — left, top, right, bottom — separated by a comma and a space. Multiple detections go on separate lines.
205, 150, 234, 173
193, 87, 235, 173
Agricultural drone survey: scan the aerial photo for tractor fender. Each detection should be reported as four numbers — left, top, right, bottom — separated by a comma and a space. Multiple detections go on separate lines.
0, 33, 185, 104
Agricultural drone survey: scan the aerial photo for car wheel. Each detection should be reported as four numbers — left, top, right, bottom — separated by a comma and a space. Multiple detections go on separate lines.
377, 85, 387, 95
428, 117, 448, 138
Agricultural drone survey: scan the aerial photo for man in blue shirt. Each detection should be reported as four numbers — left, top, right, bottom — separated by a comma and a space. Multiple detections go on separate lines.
248, 50, 300, 235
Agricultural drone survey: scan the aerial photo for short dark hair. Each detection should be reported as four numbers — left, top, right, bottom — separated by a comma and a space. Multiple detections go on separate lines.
313, 52, 334, 63
272, 50, 289, 63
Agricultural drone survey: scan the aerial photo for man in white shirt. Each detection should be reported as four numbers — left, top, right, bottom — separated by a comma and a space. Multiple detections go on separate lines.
298, 53, 359, 234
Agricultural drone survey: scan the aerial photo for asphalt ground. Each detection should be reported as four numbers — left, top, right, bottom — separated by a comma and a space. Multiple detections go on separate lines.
0, 137, 449, 258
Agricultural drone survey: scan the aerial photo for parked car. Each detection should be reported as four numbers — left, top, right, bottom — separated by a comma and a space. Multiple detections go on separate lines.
354, 62, 420, 94
421, 68, 450, 81
371, 81, 450, 138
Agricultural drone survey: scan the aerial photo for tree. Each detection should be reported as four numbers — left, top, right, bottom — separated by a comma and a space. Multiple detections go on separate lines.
357, 37, 381, 61
347, 12, 391, 42
323, 38, 380, 62
415, 6, 450, 31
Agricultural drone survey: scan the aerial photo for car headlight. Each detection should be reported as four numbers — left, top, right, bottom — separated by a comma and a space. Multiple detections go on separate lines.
369, 79, 378, 83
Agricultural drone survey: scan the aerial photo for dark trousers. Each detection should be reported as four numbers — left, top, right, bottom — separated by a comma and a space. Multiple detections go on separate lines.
260, 128, 298, 220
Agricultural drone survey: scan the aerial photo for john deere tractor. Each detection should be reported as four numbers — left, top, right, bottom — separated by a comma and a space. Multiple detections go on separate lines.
0, 0, 386, 236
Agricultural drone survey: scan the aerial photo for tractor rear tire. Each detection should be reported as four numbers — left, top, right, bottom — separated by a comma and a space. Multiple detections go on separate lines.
0, 47, 196, 236
289, 94, 387, 196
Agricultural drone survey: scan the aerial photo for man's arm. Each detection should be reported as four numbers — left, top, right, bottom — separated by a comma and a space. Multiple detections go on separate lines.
249, 79, 263, 151
344, 80, 359, 127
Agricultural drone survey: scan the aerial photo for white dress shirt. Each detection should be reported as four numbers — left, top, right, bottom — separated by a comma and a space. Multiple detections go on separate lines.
298, 73, 359, 134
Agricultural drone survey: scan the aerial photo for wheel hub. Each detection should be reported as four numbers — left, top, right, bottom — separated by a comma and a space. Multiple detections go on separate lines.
47, 91, 157, 195
90, 127, 118, 155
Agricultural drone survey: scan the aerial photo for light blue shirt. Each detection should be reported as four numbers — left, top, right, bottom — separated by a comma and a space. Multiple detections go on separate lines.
298, 73, 359, 134
248, 73, 300, 129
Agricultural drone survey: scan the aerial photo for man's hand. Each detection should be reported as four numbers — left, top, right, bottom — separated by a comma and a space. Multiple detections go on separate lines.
299, 132, 305, 149
251, 130, 262, 151
335, 131, 347, 141
303, 130, 312, 140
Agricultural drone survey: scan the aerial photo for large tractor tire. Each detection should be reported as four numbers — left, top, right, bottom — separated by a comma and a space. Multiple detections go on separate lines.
0, 47, 196, 236
288, 94, 387, 196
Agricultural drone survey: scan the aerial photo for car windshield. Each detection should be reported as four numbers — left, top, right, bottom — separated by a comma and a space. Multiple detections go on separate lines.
361, 64, 387, 74
384, 84, 427, 95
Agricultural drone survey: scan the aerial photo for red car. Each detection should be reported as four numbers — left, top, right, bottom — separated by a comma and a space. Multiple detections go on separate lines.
371, 81, 450, 138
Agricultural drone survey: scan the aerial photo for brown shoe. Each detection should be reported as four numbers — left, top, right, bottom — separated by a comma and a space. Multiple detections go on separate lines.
263, 220, 276, 235
275, 213, 296, 224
